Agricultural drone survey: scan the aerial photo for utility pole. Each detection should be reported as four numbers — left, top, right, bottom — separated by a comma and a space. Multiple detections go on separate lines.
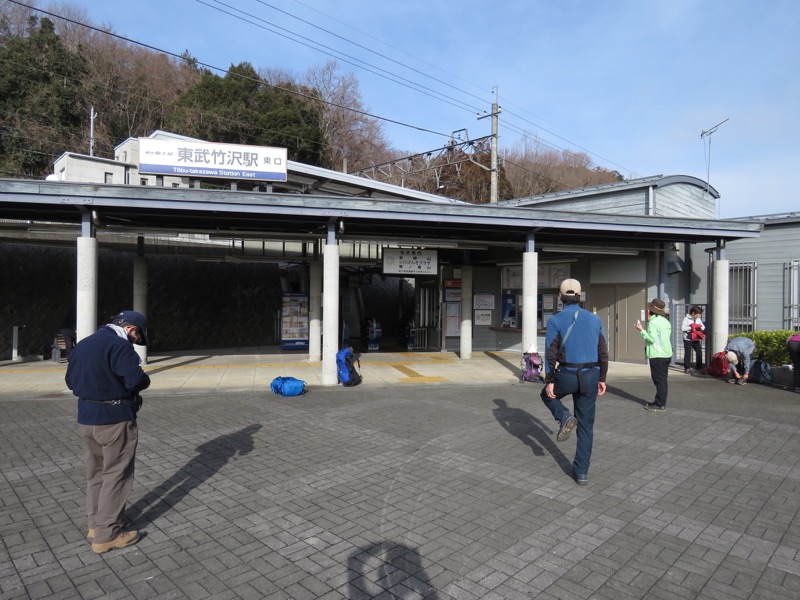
478, 88, 501, 202
89, 106, 98, 157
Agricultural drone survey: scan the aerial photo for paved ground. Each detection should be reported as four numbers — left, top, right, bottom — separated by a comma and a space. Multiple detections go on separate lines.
1, 350, 800, 599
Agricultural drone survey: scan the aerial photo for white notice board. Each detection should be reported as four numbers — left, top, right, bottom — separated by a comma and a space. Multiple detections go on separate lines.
382, 248, 438, 275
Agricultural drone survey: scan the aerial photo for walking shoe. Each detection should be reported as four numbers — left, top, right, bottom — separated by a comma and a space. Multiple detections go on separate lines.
574, 472, 588, 486
644, 403, 666, 412
556, 415, 577, 442
736, 379, 747, 385
91, 530, 140, 554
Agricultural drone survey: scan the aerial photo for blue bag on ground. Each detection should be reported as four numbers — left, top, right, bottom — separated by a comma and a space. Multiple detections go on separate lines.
748, 360, 772, 385
336, 346, 362, 386
270, 376, 306, 396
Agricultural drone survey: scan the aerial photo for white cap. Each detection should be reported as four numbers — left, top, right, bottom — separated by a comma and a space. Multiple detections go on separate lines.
559, 278, 581, 296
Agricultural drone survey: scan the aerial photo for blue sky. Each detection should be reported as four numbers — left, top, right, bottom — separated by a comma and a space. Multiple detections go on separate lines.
62, 0, 799, 218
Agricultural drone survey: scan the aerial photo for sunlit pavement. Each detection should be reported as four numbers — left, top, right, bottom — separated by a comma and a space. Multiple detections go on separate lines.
1, 350, 799, 599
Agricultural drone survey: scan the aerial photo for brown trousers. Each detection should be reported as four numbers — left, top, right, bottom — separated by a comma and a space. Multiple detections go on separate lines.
79, 421, 138, 544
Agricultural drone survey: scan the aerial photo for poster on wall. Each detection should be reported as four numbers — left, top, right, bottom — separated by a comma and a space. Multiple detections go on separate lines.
473, 293, 495, 310
474, 310, 492, 326
501, 265, 523, 289
280, 293, 309, 350
445, 302, 461, 336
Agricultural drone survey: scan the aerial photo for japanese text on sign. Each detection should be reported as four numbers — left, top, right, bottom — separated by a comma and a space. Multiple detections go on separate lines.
138, 138, 288, 182
382, 248, 438, 275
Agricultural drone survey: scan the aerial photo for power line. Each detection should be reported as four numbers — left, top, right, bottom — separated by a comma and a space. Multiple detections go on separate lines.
250, 0, 489, 106
198, 0, 482, 115
6, 0, 453, 138
288, 0, 489, 97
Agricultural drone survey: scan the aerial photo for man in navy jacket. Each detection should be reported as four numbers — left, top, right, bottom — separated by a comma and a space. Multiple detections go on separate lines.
66, 310, 150, 553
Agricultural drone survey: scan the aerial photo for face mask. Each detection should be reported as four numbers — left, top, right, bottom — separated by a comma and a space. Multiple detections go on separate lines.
126, 326, 145, 345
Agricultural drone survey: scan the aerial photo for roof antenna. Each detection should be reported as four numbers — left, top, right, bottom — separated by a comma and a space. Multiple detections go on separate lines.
700, 118, 728, 215
700, 118, 728, 189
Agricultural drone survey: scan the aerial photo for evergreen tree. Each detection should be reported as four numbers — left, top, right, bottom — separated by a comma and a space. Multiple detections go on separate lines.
0, 17, 87, 177
167, 62, 327, 165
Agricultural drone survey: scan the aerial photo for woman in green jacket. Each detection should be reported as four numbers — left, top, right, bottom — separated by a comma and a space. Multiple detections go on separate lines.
635, 298, 673, 411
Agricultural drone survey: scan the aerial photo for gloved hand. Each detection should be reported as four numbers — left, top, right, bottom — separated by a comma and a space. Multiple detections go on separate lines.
133, 395, 144, 412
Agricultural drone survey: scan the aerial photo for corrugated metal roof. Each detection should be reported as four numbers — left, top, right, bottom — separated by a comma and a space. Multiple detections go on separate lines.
496, 174, 721, 208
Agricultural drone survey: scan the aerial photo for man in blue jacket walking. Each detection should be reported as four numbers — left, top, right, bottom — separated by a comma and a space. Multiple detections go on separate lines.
66, 310, 150, 553
541, 279, 609, 486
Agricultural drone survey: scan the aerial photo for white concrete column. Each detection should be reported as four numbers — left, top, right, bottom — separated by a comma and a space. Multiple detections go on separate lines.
321, 243, 340, 385
309, 260, 322, 362
711, 259, 730, 355
76, 236, 98, 342
460, 265, 473, 360
133, 255, 148, 364
522, 250, 539, 353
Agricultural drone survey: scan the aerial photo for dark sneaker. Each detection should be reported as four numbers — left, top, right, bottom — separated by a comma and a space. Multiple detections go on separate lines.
557, 415, 577, 441
574, 472, 588, 486
644, 403, 666, 412
736, 379, 747, 386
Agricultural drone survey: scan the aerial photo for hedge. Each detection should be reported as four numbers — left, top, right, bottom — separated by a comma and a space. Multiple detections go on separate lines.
728, 331, 795, 367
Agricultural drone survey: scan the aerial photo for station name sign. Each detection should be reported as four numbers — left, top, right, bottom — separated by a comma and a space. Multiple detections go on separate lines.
382, 248, 437, 275
138, 138, 288, 182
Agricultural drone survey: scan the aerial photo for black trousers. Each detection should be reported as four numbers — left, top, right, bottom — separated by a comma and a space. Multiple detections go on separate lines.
788, 338, 800, 389
649, 357, 671, 407
683, 339, 703, 371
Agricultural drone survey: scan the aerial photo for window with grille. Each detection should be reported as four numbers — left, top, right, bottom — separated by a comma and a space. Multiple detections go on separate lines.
729, 261, 756, 334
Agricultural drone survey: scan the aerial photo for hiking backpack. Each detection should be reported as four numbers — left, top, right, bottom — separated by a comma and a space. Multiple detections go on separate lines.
707, 351, 730, 377
520, 352, 544, 383
336, 346, 362, 387
748, 359, 772, 385
270, 376, 306, 396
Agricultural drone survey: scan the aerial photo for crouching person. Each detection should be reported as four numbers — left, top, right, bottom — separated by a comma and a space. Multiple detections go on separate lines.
66, 311, 150, 553
724, 336, 755, 385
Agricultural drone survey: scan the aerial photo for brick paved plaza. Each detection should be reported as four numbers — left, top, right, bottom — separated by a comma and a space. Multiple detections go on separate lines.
1, 353, 799, 599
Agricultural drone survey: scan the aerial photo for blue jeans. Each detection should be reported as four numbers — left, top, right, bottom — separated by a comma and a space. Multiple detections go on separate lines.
540, 368, 599, 475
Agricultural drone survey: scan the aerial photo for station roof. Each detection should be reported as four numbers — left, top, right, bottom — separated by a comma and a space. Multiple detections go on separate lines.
0, 178, 761, 260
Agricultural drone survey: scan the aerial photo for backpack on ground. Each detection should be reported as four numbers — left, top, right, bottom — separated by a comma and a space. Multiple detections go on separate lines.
336, 346, 362, 387
707, 351, 730, 377
748, 359, 772, 385
520, 352, 544, 383
270, 376, 306, 396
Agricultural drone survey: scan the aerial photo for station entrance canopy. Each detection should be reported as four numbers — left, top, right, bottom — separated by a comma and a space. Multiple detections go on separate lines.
0, 179, 762, 259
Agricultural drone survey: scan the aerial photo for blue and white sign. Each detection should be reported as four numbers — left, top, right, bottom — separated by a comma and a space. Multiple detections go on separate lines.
139, 138, 288, 182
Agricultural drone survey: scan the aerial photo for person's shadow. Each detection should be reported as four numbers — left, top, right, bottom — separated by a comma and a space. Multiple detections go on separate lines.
492, 399, 572, 475
128, 424, 262, 526
347, 541, 439, 599
605, 385, 646, 406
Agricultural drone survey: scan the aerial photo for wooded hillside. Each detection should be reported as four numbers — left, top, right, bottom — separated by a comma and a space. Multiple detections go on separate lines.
0, 2, 622, 203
